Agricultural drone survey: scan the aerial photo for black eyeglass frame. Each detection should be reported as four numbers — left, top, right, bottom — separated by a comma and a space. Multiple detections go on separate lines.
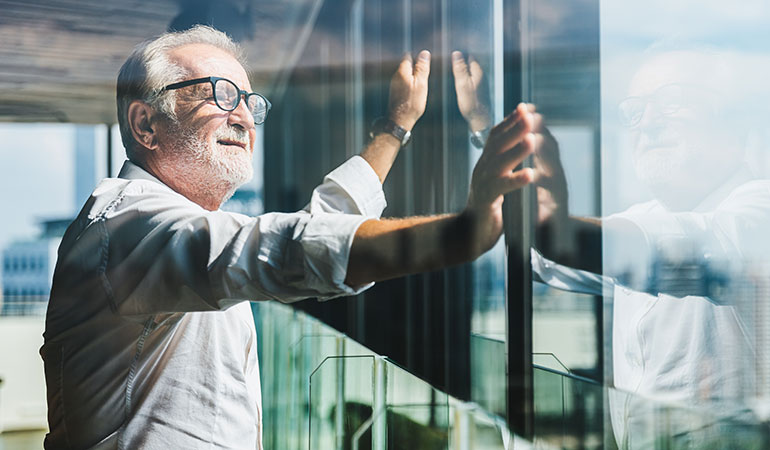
163, 76, 272, 125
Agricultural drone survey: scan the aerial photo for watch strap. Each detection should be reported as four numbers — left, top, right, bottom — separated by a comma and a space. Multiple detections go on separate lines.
369, 117, 412, 147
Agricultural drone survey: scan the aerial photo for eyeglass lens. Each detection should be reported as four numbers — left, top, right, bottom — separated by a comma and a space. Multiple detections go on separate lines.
214, 79, 269, 124
618, 84, 684, 127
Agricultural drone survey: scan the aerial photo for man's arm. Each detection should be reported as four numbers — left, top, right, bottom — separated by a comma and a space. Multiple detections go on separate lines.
346, 104, 536, 286
520, 105, 599, 274
451, 50, 492, 133
360, 50, 431, 183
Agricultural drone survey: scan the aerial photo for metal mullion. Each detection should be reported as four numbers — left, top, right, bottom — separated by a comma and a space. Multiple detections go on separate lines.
503, 0, 534, 440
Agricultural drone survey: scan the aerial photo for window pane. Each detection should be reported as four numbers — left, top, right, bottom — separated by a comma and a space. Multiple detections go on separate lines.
600, 1, 770, 446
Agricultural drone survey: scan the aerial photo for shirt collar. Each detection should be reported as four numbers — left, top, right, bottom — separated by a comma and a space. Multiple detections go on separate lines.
692, 164, 755, 212
117, 160, 165, 185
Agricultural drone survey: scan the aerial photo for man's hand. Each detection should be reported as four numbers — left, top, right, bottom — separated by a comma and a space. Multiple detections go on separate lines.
530, 106, 569, 225
359, 50, 431, 183
388, 50, 431, 130
464, 103, 536, 254
451, 51, 491, 132
345, 104, 536, 287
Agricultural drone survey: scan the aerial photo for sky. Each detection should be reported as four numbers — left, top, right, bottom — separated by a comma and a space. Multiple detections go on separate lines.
0, 123, 78, 250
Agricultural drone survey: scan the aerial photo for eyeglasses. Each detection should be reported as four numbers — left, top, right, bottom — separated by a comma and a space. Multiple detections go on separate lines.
618, 84, 685, 128
163, 76, 271, 125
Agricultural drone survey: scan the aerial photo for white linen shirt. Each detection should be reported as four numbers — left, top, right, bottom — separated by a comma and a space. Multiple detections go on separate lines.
534, 168, 770, 447
41, 156, 385, 450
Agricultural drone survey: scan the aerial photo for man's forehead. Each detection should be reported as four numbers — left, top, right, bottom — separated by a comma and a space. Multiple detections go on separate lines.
629, 51, 719, 95
168, 43, 250, 87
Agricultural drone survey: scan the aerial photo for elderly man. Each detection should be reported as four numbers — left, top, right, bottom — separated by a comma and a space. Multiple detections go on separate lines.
41, 26, 535, 449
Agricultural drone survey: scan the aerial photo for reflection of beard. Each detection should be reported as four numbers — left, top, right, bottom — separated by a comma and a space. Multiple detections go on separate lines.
165, 120, 253, 205
632, 144, 697, 192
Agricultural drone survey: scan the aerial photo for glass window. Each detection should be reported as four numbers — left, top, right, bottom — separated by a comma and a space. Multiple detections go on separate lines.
599, 2, 770, 446
526, 0, 770, 446
262, 0, 514, 412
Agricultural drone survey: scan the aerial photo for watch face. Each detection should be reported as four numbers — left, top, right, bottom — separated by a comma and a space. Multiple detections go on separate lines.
401, 130, 411, 146
470, 134, 485, 149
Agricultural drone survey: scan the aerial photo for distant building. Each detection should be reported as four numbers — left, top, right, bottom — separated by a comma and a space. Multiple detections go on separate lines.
1, 219, 69, 316
222, 188, 263, 216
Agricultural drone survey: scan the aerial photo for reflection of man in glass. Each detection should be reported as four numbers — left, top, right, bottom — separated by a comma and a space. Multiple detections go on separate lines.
621, 50, 745, 211
535, 47, 770, 447
453, 47, 770, 447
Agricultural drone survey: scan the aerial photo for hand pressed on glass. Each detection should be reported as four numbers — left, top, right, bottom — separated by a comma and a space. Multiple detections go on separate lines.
387, 50, 431, 131
451, 51, 492, 133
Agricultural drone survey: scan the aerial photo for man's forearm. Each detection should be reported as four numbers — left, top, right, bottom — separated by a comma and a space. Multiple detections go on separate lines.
359, 133, 404, 183
536, 216, 603, 273
345, 212, 489, 286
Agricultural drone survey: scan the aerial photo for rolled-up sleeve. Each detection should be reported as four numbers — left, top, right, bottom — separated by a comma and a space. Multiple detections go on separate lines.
210, 211, 373, 305
307, 155, 386, 217
104, 156, 384, 315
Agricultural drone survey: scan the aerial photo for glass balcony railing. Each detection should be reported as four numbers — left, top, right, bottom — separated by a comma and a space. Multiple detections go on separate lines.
531, 363, 770, 449
252, 301, 527, 450
253, 301, 770, 449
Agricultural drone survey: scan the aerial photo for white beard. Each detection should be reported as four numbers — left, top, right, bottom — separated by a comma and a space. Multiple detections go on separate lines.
165, 121, 253, 205
632, 145, 696, 193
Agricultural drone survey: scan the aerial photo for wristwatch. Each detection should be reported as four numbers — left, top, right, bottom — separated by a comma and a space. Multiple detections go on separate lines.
369, 117, 412, 147
470, 127, 491, 149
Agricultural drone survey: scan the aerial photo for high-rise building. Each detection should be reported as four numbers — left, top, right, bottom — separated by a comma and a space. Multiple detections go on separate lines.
1, 220, 66, 316
0, 125, 97, 316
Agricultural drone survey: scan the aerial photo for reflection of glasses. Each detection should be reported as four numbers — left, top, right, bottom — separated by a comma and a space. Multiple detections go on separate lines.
618, 84, 685, 128
163, 76, 272, 125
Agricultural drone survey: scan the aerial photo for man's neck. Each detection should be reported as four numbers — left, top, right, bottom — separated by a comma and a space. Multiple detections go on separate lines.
139, 157, 228, 211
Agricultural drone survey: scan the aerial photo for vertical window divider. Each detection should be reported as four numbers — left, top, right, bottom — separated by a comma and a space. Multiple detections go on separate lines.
503, 0, 535, 440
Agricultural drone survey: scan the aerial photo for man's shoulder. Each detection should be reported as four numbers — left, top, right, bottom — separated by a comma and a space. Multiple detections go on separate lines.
88, 176, 204, 220
610, 199, 661, 218
724, 179, 770, 202
95, 177, 261, 239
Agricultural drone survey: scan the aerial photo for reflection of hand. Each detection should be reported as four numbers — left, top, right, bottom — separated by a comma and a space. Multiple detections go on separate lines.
464, 103, 535, 253
388, 50, 431, 131
529, 105, 569, 224
451, 51, 491, 132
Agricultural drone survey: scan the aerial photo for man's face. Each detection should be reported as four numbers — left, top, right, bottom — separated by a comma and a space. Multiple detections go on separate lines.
624, 51, 730, 193
157, 43, 257, 196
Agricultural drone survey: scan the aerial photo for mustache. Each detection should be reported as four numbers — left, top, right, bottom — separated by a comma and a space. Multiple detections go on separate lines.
215, 126, 250, 147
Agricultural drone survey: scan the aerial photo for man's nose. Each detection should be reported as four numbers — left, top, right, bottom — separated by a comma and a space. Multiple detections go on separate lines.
228, 95, 255, 131
637, 102, 665, 129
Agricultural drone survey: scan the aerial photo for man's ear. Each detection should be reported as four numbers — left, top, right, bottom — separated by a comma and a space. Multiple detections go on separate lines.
127, 101, 161, 151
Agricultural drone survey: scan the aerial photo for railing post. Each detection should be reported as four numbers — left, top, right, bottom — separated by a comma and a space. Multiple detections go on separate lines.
335, 337, 345, 450
372, 356, 387, 450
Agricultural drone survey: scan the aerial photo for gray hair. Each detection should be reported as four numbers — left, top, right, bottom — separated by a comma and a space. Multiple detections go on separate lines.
116, 25, 246, 162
